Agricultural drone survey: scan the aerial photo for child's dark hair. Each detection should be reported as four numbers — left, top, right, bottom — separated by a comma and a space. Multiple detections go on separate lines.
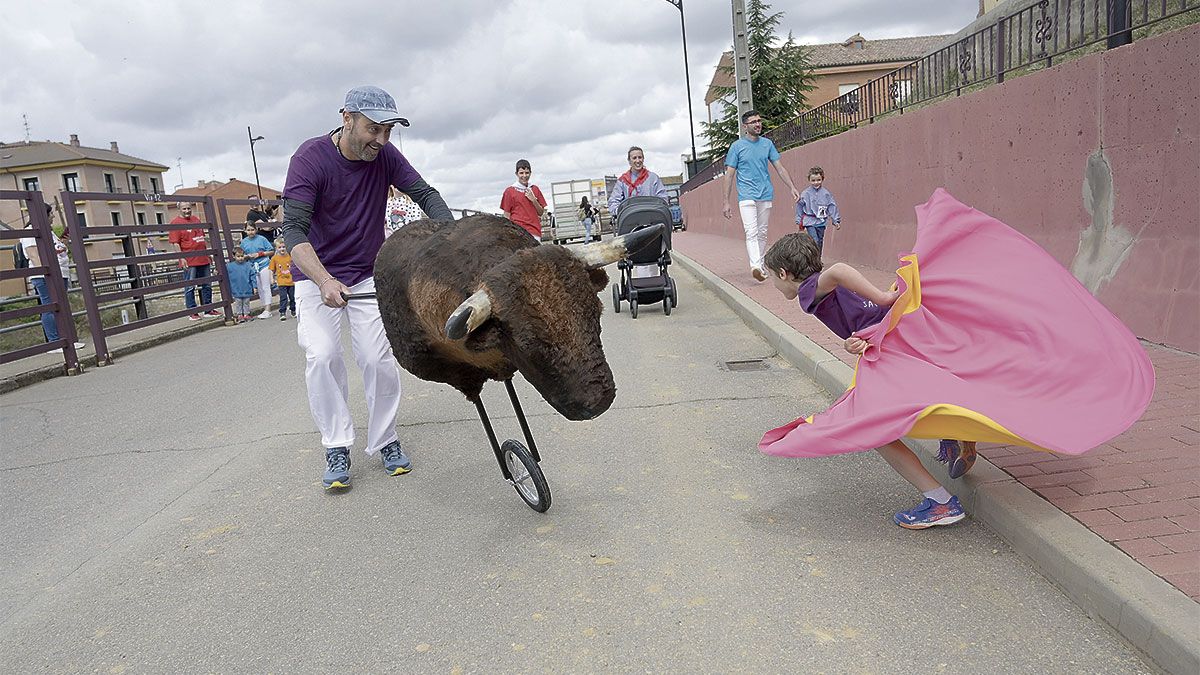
515, 159, 531, 172
808, 166, 824, 179
764, 232, 823, 281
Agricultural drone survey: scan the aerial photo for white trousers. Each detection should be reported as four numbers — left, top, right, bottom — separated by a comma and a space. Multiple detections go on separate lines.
295, 277, 401, 455
738, 199, 773, 271
256, 266, 273, 312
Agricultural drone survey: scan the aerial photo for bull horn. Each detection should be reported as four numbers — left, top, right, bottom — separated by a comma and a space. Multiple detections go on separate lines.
444, 289, 493, 340
569, 223, 665, 269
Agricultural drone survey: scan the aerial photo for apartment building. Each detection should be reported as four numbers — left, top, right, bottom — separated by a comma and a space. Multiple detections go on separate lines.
704, 33, 951, 124
1, 136, 171, 296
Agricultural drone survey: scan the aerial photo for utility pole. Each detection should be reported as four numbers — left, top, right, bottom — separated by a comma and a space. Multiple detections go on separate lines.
731, 0, 754, 136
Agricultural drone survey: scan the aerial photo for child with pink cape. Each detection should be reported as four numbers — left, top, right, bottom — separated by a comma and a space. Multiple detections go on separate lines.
759, 188, 1154, 529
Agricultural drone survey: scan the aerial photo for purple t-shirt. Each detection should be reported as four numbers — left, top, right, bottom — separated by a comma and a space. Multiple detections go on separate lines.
796, 271, 890, 339
283, 134, 423, 285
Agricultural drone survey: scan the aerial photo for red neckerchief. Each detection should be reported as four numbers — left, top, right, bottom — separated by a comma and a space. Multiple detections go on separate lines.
620, 169, 649, 195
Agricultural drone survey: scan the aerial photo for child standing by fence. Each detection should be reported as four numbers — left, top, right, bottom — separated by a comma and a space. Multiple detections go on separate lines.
227, 248, 257, 323
269, 238, 296, 321
794, 166, 841, 254
240, 224, 275, 319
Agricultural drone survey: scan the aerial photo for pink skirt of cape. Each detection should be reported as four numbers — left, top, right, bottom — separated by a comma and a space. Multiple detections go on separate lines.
759, 189, 1155, 458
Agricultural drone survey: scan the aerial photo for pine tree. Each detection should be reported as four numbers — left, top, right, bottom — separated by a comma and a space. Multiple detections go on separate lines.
701, 0, 815, 162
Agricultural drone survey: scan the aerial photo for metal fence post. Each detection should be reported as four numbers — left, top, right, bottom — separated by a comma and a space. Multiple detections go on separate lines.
203, 196, 235, 323
1107, 0, 1132, 48
996, 15, 1007, 83
121, 233, 148, 320
64, 192, 112, 364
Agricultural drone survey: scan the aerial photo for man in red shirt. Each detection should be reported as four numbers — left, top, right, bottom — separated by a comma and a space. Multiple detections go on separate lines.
168, 203, 219, 320
499, 158, 547, 239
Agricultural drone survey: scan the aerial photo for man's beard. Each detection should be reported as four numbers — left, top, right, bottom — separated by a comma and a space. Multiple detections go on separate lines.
345, 120, 379, 160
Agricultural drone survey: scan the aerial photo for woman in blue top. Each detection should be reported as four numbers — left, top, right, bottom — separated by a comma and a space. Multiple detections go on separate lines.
240, 224, 276, 318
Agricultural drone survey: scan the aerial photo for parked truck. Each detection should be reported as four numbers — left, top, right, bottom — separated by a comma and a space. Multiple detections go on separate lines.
543, 178, 608, 245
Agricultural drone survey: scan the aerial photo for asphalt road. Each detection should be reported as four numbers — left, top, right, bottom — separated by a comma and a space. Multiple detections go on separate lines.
0, 264, 1151, 673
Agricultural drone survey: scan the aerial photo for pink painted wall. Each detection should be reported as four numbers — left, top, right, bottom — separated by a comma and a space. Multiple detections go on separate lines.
682, 25, 1200, 352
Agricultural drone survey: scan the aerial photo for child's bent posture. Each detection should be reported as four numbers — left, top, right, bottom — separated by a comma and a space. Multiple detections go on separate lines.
757, 189, 1153, 531
764, 232, 969, 529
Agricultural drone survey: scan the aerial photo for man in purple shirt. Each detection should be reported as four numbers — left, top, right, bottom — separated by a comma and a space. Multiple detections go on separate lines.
281, 85, 453, 490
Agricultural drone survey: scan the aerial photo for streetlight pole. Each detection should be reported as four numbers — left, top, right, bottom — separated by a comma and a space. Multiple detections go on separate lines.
247, 126, 265, 202
663, 0, 698, 175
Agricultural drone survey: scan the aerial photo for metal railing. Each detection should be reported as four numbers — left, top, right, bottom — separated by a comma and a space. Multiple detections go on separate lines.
769, 0, 1197, 151
61, 191, 233, 365
1, 191, 504, 372
681, 0, 1197, 193
0, 190, 83, 372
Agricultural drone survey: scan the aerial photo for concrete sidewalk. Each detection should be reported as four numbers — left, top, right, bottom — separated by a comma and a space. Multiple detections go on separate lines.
672, 231, 1199, 675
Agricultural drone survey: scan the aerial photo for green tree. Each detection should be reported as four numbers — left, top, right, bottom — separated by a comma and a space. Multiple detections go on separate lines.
701, 0, 815, 162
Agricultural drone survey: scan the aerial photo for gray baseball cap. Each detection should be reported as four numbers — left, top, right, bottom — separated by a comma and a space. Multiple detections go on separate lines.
341, 86, 410, 127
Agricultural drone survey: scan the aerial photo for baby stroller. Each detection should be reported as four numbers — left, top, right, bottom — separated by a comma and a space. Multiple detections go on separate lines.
610, 195, 678, 318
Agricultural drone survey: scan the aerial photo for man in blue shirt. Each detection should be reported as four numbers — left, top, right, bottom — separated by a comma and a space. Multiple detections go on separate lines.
722, 110, 801, 282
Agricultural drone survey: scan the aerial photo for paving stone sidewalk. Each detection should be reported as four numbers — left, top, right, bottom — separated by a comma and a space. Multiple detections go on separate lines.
674, 231, 1200, 601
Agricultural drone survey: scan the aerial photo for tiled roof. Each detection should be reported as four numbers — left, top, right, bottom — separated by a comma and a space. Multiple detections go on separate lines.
706, 34, 952, 100
0, 140, 168, 170
172, 178, 280, 199
808, 34, 950, 67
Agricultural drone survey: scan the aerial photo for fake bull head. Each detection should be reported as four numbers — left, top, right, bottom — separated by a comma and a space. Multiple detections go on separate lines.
443, 224, 663, 420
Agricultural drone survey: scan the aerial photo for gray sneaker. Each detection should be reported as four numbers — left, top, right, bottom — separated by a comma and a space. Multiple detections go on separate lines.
322, 447, 351, 489
379, 441, 412, 476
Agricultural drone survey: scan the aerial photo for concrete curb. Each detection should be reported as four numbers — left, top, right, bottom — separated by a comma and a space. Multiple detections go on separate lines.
0, 317, 231, 395
674, 251, 1200, 675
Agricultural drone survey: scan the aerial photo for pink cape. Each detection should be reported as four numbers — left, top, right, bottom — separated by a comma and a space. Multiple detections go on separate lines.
760, 189, 1155, 458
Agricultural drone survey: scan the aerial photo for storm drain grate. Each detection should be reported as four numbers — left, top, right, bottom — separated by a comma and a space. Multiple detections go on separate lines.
723, 359, 769, 372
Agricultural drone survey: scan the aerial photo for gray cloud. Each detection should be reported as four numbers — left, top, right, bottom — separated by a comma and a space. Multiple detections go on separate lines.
2, 0, 976, 212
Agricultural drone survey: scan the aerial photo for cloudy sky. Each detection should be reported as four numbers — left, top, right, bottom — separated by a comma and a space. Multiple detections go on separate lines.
2, 0, 976, 213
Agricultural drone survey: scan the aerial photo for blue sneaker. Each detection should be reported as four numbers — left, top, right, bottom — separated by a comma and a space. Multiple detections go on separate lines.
380, 441, 411, 476
323, 447, 351, 489
894, 496, 966, 529
938, 440, 978, 479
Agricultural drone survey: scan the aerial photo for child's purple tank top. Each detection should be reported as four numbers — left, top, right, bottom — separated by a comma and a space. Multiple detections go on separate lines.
796, 271, 890, 339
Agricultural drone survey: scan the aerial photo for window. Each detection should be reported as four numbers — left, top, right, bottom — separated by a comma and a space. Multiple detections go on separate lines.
130, 175, 141, 192
104, 173, 116, 193
136, 212, 146, 226
110, 212, 121, 227
22, 177, 39, 191
150, 177, 159, 193
75, 211, 87, 228
62, 173, 80, 191
838, 83, 861, 115
155, 212, 164, 225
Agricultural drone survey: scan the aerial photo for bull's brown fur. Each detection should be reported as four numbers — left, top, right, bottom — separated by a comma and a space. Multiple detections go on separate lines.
374, 215, 615, 420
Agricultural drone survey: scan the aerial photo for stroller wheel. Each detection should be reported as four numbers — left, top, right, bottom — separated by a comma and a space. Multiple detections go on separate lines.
663, 295, 671, 316
611, 283, 621, 313
630, 299, 639, 319
668, 278, 678, 308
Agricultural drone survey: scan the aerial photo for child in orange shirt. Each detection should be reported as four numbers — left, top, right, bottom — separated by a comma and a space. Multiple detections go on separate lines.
269, 238, 296, 321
